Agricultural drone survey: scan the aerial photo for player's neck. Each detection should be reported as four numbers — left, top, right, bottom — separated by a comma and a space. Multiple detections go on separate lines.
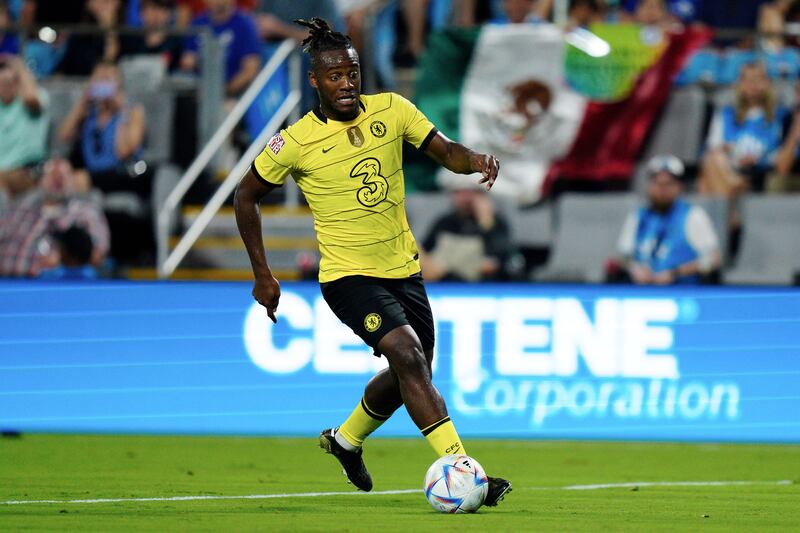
318, 103, 361, 123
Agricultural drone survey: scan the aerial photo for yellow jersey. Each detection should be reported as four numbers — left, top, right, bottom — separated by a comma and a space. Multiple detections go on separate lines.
252, 92, 437, 283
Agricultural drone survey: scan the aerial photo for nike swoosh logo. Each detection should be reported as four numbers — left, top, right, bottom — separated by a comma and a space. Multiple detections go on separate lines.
322, 146, 336, 153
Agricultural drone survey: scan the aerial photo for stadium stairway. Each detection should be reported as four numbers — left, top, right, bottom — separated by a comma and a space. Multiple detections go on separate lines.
129, 205, 318, 281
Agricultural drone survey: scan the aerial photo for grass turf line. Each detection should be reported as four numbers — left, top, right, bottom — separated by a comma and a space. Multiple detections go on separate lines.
0, 435, 798, 531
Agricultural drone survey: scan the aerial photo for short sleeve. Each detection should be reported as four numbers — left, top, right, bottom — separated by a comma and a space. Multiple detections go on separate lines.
706, 110, 724, 149
252, 130, 299, 186
393, 93, 437, 150
617, 211, 638, 258
236, 15, 262, 58
685, 206, 719, 257
183, 18, 203, 53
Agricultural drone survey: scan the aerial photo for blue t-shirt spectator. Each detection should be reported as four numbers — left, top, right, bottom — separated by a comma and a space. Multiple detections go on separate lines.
618, 198, 720, 284
0, 33, 18, 55
707, 104, 788, 169
185, 10, 261, 82
80, 107, 144, 174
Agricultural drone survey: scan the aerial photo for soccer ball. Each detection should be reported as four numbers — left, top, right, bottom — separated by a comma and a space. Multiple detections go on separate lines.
423, 454, 489, 513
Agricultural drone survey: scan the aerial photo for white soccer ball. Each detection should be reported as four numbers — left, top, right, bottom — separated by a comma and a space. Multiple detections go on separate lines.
423, 454, 489, 513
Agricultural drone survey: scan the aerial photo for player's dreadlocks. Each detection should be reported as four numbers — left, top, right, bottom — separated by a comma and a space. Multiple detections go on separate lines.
294, 18, 355, 69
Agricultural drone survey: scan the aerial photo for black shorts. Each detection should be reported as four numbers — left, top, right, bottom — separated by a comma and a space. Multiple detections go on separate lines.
320, 273, 435, 356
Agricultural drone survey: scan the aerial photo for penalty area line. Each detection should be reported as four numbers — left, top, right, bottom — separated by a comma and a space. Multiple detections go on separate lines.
1, 480, 793, 506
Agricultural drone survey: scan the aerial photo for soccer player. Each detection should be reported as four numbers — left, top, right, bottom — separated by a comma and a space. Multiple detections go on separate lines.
234, 18, 511, 506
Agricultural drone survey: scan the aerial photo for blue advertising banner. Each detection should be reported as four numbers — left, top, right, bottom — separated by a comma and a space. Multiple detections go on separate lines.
1, 281, 798, 442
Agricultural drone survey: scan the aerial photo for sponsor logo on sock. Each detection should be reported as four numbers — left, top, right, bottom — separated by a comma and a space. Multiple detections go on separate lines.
445, 442, 462, 455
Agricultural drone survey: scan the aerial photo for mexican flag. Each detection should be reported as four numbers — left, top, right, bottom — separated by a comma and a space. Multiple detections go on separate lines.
409, 23, 710, 204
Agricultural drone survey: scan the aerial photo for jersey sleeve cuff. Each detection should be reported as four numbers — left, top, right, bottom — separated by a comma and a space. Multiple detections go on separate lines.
251, 161, 283, 187
419, 127, 438, 151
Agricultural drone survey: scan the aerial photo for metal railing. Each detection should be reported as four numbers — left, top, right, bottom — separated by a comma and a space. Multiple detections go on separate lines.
156, 39, 302, 278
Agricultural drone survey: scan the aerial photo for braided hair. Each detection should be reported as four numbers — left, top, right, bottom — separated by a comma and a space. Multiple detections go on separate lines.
294, 18, 356, 69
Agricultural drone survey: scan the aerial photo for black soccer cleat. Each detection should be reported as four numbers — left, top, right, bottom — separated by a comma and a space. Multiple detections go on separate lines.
483, 476, 512, 507
319, 428, 373, 492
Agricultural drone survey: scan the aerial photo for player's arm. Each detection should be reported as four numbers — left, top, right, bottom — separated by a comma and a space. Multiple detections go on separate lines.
424, 132, 500, 191
234, 168, 281, 323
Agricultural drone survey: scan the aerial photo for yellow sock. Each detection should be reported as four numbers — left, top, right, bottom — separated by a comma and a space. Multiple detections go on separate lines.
422, 416, 466, 457
337, 398, 391, 449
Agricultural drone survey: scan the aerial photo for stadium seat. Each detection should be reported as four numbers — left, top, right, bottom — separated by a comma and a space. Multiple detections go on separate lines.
724, 194, 800, 285
508, 202, 552, 248
534, 193, 638, 283
130, 89, 175, 165
42, 79, 84, 156
405, 192, 452, 244
718, 49, 759, 86
674, 48, 722, 86
642, 86, 708, 167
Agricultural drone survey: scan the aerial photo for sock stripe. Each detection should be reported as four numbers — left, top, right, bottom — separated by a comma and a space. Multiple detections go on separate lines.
420, 416, 451, 437
360, 398, 391, 421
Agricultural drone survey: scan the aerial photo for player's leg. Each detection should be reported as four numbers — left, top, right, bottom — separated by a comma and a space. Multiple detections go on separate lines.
333, 337, 436, 450
377, 325, 465, 456
318, 277, 411, 491
361, 348, 433, 414
388, 277, 512, 506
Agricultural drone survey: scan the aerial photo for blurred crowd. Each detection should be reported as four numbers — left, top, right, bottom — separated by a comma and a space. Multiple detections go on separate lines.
0, 0, 798, 284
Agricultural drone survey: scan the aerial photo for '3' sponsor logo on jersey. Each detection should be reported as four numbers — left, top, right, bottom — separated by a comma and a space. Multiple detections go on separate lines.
350, 157, 389, 207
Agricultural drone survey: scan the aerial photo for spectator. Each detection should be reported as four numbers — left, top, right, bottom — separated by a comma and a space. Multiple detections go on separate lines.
491, 0, 543, 24
699, 62, 784, 198
756, 1, 800, 81
567, 0, 601, 28
420, 185, 513, 282
453, 0, 506, 27
180, 0, 262, 97
58, 61, 148, 198
334, 0, 379, 58
0, 1, 19, 55
633, 0, 671, 26
39, 226, 100, 280
57, 0, 124, 76
256, 0, 342, 43
699, 0, 772, 31
622, 0, 700, 24
120, 0, 184, 71
772, 81, 800, 190
0, 55, 48, 200
615, 155, 720, 285
20, 0, 87, 25
174, 0, 255, 27
0, 159, 110, 278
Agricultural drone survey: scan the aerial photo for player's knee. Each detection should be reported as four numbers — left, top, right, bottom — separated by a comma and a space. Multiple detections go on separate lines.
387, 340, 428, 379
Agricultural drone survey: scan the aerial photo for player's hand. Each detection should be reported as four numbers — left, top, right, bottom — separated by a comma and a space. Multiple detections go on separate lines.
253, 275, 281, 323
475, 154, 500, 191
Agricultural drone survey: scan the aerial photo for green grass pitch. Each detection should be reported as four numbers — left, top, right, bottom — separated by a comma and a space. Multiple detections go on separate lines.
1, 434, 798, 531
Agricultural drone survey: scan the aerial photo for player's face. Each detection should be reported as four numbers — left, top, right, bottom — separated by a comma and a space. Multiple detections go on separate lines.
310, 49, 361, 121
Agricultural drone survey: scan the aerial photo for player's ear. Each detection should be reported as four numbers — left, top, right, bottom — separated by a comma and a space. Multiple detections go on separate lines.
308, 70, 318, 90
